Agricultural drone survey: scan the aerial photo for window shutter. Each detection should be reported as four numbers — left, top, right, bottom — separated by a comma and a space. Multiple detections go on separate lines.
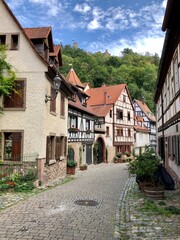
61, 95, 65, 116
64, 137, 67, 156
50, 87, 56, 112
55, 137, 61, 160
46, 136, 51, 164
4, 80, 24, 108
12, 132, 22, 161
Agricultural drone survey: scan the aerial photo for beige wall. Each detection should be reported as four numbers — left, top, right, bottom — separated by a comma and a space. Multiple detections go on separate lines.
0, 1, 68, 161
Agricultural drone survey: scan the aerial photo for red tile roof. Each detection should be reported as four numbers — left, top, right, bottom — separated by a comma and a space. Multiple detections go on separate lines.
134, 125, 150, 133
86, 84, 126, 106
24, 27, 54, 52
68, 97, 96, 116
91, 105, 112, 117
49, 45, 61, 56
24, 27, 52, 39
66, 69, 84, 88
134, 99, 156, 122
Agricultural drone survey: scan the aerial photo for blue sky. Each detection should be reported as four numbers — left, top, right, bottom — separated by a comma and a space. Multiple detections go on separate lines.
6, 0, 167, 56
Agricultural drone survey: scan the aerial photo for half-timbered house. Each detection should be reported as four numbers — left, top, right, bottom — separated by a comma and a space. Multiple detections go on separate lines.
86, 83, 134, 163
66, 69, 96, 166
154, 0, 180, 187
134, 116, 150, 155
133, 99, 156, 151
0, 0, 73, 184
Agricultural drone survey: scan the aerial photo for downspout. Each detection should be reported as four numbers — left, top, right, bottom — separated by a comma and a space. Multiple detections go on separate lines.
161, 92, 165, 165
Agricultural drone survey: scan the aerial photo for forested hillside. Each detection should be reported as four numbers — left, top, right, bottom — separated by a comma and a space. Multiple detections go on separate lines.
60, 46, 160, 112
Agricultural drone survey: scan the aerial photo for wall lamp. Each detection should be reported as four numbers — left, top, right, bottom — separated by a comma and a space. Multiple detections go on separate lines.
45, 73, 62, 103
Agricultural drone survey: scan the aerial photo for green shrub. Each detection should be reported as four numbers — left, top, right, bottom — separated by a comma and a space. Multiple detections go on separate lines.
67, 160, 77, 167
116, 152, 122, 158
21, 169, 37, 182
14, 182, 35, 192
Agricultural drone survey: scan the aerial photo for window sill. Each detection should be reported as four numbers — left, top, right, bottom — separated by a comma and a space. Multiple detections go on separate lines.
60, 115, 65, 119
3, 107, 26, 111
50, 111, 57, 116
60, 156, 65, 161
49, 159, 56, 165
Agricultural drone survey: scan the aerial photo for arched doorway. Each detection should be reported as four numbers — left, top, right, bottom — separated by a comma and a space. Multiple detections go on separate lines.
96, 137, 105, 164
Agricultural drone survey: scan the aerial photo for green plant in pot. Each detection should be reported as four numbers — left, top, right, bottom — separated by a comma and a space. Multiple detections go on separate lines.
67, 160, 77, 175
127, 148, 161, 190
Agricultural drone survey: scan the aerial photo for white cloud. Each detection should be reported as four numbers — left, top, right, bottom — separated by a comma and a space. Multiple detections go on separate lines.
28, 0, 61, 16
87, 19, 101, 30
162, 0, 168, 9
74, 3, 91, 14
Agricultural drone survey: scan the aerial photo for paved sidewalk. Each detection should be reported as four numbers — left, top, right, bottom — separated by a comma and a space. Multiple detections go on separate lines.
115, 176, 180, 240
0, 163, 129, 240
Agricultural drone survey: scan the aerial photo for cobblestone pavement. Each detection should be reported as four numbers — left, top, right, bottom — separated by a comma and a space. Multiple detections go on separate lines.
1, 164, 180, 240
0, 163, 128, 240
115, 176, 180, 240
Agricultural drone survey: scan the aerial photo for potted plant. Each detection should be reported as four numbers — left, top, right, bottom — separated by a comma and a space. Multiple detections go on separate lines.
116, 152, 123, 163
127, 148, 162, 192
79, 164, 88, 171
67, 160, 77, 175
113, 156, 119, 163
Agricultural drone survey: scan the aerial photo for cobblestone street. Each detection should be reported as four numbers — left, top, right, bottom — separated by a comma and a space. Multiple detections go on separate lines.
1, 163, 180, 240
0, 163, 128, 240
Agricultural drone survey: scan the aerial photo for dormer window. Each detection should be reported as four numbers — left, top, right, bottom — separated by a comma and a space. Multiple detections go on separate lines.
0, 35, 6, 45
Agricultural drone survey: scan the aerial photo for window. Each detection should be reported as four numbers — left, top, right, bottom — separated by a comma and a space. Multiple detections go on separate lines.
110, 110, 112, 118
117, 128, 123, 136
69, 115, 78, 128
46, 136, 67, 163
11, 34, 19, 50
128, 129, 131, 137
3, 132, 22, 161
86, 119, 90, 130
128, 112, 131, 121
123, 95, 126, 102
117, 109, 123, 120
4, 80, 25, 109
60, 94, 65, 117
106, 126, 109, 136
50, 87, 56, 113
0, 35, 6, 45
173, 54, 179, 94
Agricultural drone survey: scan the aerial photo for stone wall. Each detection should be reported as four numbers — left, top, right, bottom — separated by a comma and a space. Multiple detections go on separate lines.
37, 158, 66, 185
107, 146, 115, 163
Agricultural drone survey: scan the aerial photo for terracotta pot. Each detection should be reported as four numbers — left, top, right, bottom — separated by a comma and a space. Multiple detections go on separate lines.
79, 165, 87, 171
66, 166, 75, 175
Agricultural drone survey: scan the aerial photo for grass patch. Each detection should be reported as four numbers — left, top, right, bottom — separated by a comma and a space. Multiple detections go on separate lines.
139, 199, 180, 216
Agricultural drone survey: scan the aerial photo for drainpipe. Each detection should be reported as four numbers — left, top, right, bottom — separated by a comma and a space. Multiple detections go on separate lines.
161, 92, 165, 165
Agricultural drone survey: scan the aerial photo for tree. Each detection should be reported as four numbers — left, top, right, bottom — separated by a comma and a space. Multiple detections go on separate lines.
61, 45, 159, 112
0, 45, 16, 96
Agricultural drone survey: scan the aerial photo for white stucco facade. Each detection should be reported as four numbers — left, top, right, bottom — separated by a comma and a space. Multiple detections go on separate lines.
0, 1, 69, 162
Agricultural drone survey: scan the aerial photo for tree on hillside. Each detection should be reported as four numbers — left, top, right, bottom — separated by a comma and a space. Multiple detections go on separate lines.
0, 45, 16, 96
61, 45, 159, 112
